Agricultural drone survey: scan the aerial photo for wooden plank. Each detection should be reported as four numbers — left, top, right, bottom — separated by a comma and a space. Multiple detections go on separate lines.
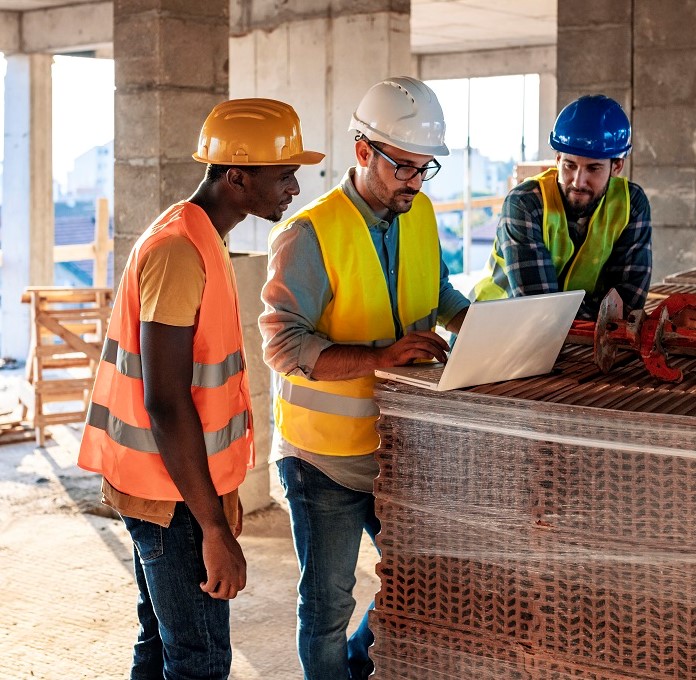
35, 343, 101, 357
41, 309, 110, 321
39, 323, 98, 337
18, 381, 35, 410
432, 195, 505, 214
0, 421, 36, 446
34, 378, 94, 392
35, 411, 86, 425
35, 312, 102, 361
41, 358, 93, 369
21, 287, 113, 304
53, 243, 94, 262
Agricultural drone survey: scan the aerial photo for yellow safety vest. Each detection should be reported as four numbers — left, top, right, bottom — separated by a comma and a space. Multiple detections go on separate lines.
473, 168, 630, 300
270, 186, 440, 456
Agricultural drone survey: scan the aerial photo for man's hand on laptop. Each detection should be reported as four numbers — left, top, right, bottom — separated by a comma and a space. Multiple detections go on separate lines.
381, 331, 449, 367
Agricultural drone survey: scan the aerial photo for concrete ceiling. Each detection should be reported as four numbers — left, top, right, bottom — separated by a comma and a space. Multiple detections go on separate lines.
411, 0, 557, 54
0, 0, 93, 8
0, 0, 558, 55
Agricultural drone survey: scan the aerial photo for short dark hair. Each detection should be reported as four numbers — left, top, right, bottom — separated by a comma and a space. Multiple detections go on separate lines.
204, 164, 262, 183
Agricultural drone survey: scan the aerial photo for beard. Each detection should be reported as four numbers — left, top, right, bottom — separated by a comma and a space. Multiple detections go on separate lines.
560, 179, 610, 220
365, 160, 418, 215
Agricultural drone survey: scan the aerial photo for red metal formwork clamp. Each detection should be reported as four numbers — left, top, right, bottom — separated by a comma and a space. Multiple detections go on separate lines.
640, 293, 696, 383
571, 289, 696, 382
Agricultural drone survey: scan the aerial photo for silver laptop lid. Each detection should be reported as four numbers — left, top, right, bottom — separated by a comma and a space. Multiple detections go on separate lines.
438, 290, 585, 390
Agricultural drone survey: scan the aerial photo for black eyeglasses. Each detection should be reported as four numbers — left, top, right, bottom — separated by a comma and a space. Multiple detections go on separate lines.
366, 140, 441, 182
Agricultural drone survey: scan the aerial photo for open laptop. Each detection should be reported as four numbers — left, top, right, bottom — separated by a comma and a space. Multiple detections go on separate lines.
374, 290, 584, 391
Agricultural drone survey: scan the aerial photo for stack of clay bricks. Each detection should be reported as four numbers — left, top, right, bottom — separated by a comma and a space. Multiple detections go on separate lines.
370, 341, 696, 679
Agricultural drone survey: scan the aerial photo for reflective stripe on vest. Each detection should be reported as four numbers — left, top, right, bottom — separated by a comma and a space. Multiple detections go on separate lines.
405, 308, 438, 333
279, 378, 379, 418
473, 168, 630, 300
87, 402, 249, 455
269, 186, 440, 456
101, 337, 243, 388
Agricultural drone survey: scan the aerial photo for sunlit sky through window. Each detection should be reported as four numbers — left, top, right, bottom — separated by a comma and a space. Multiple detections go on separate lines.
0, 54, 115, 187
428, 74, 540, 162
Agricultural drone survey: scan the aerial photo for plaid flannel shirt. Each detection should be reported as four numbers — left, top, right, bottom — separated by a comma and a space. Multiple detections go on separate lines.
494, 178, 652, 320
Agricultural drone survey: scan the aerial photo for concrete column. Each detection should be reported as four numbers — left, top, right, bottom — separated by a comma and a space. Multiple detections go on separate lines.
1, 53, 54, 362
228, 0, 411, 252
556, 1, 633, 114
113, 1, 272, 512
538, 71, 557, 160
112, 0, 229, 276
232, 253, 272, 513
557, 0, 696, 280
632, 0, 696, 278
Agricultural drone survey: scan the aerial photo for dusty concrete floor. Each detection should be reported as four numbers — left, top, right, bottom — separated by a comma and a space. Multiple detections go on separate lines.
0, 369, 379, 680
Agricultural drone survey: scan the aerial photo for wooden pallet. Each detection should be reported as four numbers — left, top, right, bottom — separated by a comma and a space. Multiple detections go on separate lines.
19, 287, 113, 446
0, 418, 36, 445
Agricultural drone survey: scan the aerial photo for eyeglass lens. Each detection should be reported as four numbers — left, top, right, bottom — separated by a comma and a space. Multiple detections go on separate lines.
394, 165, 439, 181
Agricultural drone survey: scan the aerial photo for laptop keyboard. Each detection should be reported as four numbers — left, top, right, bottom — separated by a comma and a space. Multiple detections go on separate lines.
398, 364, 446, 380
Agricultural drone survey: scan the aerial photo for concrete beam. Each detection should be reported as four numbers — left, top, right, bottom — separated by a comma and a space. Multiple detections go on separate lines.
20, 2, 113, 55
418, 44, 556, 81
230, 0, 409, 35
0, 11, 20, 53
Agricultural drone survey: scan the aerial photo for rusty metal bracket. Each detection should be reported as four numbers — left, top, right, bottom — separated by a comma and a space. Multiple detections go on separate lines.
568, 289, 696, 382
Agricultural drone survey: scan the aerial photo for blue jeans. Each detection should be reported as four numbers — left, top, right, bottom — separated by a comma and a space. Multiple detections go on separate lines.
277, 456, 380, 680
122, 503, 231, 680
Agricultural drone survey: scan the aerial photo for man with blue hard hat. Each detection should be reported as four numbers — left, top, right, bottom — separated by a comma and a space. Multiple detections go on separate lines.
473, 94, 652, 319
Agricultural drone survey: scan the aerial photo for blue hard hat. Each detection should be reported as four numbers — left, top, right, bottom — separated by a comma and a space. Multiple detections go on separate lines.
549, 94, 632, 159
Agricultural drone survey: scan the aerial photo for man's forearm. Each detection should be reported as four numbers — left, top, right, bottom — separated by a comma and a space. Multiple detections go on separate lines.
148, 398, 228, 533
310, 344, 383, 380
310, 331, 451, 380
445, 307, 468, 334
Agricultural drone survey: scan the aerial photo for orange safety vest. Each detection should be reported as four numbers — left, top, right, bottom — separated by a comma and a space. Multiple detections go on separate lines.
78, 201, 254, 501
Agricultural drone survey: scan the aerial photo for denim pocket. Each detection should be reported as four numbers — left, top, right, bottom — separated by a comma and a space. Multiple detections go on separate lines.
122, 515, 164, 562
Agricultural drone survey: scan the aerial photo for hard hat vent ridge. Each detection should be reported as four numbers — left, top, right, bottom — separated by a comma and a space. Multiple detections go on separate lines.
349, 76, 449, 156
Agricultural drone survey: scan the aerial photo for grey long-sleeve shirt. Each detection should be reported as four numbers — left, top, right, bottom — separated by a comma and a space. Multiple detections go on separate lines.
259, 169, 470, 491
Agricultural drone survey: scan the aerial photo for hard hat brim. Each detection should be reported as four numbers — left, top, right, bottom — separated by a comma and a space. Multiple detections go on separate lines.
192, 150, 325, 165
549, 138, 631, 160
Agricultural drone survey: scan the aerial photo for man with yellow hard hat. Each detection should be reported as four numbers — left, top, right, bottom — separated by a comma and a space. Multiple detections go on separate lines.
78, 99, 323, 679
259, 77, 470, 679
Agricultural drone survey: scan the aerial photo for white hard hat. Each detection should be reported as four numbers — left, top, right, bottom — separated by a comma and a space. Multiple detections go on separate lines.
349, 76, 449, 156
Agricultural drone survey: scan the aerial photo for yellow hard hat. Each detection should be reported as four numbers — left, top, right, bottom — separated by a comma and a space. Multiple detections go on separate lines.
193, 98, 324, 166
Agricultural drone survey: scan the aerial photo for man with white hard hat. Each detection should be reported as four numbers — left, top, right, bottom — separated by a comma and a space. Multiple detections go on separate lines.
473, 94, 652, 319
259, 77, 470, 679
